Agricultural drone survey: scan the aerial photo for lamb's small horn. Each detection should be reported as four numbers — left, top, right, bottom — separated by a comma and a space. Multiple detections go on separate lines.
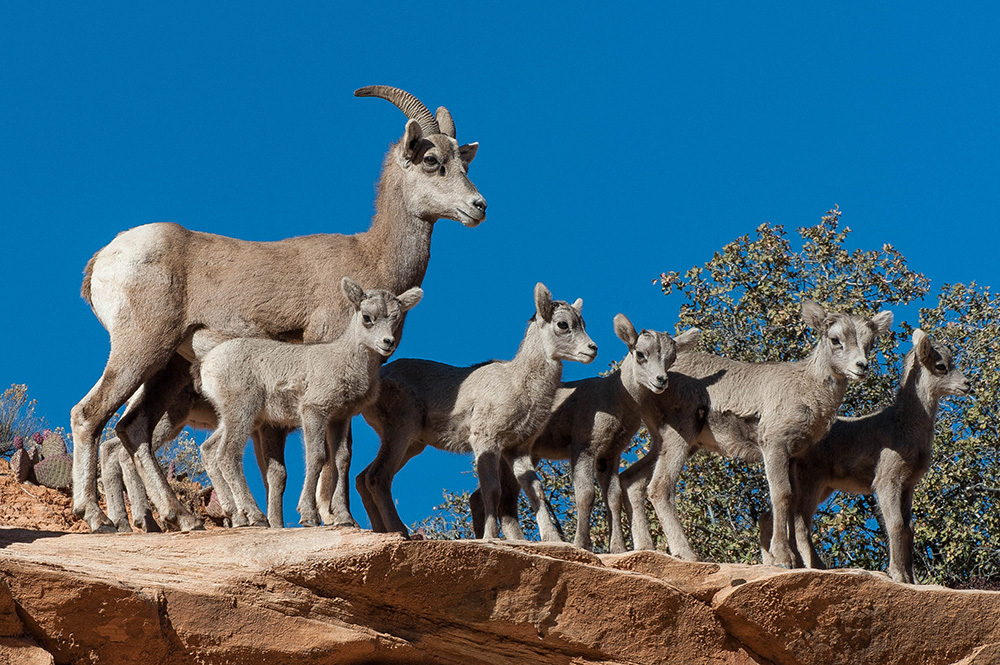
354, 85, 440, 136
435, 106, 456, 139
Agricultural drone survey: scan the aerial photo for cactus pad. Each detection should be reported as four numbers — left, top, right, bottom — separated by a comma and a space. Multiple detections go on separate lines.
34, 454, 73, 490
205, 489, 227, 519
11, 449, 32, 483
40, 432, 68, 458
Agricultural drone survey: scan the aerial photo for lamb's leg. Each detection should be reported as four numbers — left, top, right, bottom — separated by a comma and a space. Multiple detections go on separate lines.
762, 444, 796, 568
570, 449, 597, 550
879, 482, 916, 584
645, 429, 699, 560
200, 427, 238, 524
117, 447, 160, 532
497, 460, 524, 540
794, 481, 832, 569
598, 454, 627, 554
475, 448, 503, 539
253, 424, 287, 528
361, 433, 422, 536
509, 450, 562, 542
117, 364, 203, 531
72, 339, 172, 533
324, 420, 359, 527
621, 451, 656, 551
99, 438, 132, 532
296, 407, 328, 527
215, 413, 268, 528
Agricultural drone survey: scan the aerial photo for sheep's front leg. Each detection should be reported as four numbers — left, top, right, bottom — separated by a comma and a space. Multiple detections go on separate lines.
475, 448, 503, 539
510, 451, 562, 542
570, 449, 597, 550
116, 446, 161, 532
762, 444, 796, 568
598, 455, 627, 554
253, 424, 287, 528
621, 451, 656, 551
646, 429, 699, 560
323, 420, 359, 527
470, 461, 524, 539
297, 407, 328, 527
880, 482, 916, 584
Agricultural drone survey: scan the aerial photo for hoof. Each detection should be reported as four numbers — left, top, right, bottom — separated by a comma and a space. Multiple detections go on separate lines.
299, 518, 320, 527
93, 523, 118, 534
115, 521, 134, 534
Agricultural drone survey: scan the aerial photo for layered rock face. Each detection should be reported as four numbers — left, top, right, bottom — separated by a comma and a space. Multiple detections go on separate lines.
0, 527, 997, 665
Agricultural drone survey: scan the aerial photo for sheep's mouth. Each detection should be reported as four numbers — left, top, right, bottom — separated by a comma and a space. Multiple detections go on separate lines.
456, 207, 486, 227
575, 351, 598, 364
648, 380, 669, 394
376, 344, 396, 356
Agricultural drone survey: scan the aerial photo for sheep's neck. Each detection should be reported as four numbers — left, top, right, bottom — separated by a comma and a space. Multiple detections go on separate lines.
360, 154, 434, 294
800, 345, 849, 412
331, 325, 382, 389
895, 357, 939, 433
615, 359, 648, 412
509, 324, 564, 390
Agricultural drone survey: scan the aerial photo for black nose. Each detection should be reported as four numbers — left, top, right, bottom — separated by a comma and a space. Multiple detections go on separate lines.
383, 337, 395, 347
656, 375, 668, 386
472, 196, 487, 212
855, 360, 868, 371
588, 343, 598, 353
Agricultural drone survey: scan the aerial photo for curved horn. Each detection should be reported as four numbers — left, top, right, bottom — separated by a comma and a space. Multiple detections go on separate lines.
435, 106, 456, 138
354, 85, 440, 135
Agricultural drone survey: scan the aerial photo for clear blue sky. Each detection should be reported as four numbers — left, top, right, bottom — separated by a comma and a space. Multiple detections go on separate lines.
3, 4, 998, 529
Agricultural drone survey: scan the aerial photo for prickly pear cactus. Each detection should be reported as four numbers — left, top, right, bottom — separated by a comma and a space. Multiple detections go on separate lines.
11, 449, 33, 483
205, 489, 227, 519
34, 454, 73, 490
40, 432, 68, 459
26, 445, 41, 465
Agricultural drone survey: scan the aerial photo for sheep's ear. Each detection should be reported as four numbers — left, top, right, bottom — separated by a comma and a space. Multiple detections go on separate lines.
571, 298, 583, 313
613, 314, 638, 350
534, 283, 554, 322
673, 327, 702, 352
396, 287, 423, 313
341, 277, 365, 310
801, 301, 828, 330
459, 142, 479, 166
913, 328, 934, 365
401, 119, 424, 164
872, 310, 894, 337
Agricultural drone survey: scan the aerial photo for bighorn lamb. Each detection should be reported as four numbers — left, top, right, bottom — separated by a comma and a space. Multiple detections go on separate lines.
357, 283, 598, 540
622, 302, 893, 568
72, 85, 486, 532
470, 315, 701, 552
759, 328, 970, 583
194, 278, 422, 527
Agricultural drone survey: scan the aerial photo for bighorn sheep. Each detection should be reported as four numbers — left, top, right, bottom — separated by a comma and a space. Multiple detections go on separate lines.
470, 315, 701, 552
622, 302, 893, 568
759, 328, 970, 583
194, 278, 422, 527
356, 283, 598, 540
72, 85, 486, 532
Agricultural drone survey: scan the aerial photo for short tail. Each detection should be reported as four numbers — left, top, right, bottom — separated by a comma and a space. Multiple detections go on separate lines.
81, 252, 98, 307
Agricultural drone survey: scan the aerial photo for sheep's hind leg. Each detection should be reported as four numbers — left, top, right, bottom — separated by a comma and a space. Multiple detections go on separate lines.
510, 450, 562, 542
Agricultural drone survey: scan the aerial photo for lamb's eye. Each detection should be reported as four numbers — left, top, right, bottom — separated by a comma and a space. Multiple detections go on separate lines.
635, 351, 646, 362
362, 314, 373, 326
830, 336, 842, 347
423, 154, 438, 166
557, 321, 569, 330
935, 363, 947, 372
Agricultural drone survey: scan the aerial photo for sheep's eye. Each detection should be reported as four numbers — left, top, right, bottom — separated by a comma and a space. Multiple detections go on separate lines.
362, 314, 374, 326
935, 363, 947, 372
830, 336, 842, 347
557, 321, 569, 330
635, 351, 646, 362
423, 154, 438, 166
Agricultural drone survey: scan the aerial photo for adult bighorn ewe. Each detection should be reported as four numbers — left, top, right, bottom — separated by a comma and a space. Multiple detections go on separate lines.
470, 315, 701, 553
622, 302, 893, 568
759, 328, 970, 583
72, 85, 487, 533
357, 283, 598, 541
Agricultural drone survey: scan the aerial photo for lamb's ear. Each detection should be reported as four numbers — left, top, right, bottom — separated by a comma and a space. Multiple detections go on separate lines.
913, 328, 934, 365
571, 298, 583, 313
341, 277, 365, 310
872, 310, 894, 337
801, 301, 828, 330
673, 327, 702, 352
396, 287, 424, 312
401, 119, 424, 164
613, 314, 638, 350
534, 282, 554, 322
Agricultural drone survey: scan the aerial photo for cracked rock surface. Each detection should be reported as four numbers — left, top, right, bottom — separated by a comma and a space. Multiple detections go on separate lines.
1, 527, 998, 664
